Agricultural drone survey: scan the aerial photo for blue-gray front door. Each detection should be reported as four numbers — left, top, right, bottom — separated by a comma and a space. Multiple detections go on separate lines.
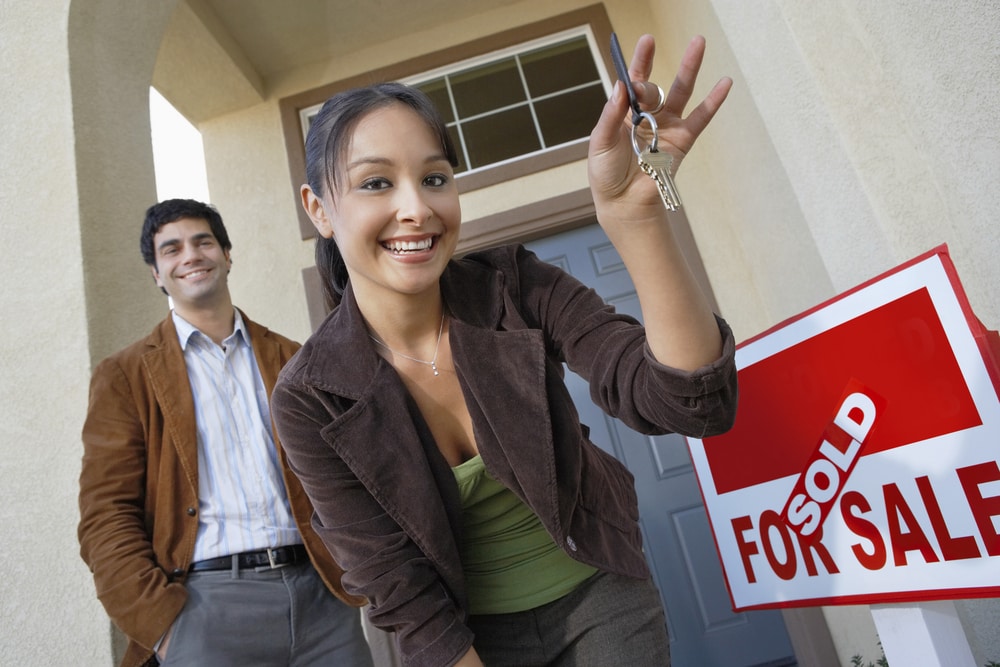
525, 223, 796, 667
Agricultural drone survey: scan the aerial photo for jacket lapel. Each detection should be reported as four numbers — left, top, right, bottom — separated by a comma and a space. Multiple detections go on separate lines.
448, 319, 560, 525
142, 317, 199, 487
244, 311, 280, 395
325, 361, 465, 574
442, 255, 561, 521
305, 291, 465, 582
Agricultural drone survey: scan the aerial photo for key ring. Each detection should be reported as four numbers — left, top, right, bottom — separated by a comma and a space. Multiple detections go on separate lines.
630, 110, 659, 157
631, 109, 683, 212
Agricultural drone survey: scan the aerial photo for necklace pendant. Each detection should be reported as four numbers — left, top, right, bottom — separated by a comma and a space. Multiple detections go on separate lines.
368, 312, 445, 378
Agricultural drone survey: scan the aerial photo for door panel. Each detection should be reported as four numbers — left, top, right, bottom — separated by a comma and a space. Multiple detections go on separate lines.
525, 224, 796, 667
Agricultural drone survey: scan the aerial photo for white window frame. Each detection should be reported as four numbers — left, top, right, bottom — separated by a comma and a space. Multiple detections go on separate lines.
298, 25, 612, 175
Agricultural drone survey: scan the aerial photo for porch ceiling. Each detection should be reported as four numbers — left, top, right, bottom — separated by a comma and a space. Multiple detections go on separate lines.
153, 0, 520, 124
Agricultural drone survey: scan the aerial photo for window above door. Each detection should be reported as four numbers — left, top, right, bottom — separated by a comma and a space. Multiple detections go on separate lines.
280, 4, 616, 238
298, 29, 610, 176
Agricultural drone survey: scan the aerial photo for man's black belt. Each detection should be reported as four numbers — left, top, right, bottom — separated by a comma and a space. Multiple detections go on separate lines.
188, 544, 309, 572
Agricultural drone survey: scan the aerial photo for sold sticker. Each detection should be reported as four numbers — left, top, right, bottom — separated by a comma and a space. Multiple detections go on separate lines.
780, 380, 885, 540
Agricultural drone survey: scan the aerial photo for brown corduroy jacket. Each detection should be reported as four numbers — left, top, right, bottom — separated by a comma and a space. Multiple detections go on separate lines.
272, 244, 738, 667
78, 310, 364, 667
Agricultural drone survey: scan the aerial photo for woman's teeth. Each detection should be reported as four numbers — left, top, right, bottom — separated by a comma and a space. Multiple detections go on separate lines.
384, 238, 433, 253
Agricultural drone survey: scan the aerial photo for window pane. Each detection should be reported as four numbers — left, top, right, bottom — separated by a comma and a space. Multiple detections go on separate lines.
461, 106, 540, 169
418, 78, 454, 124
534, 83, 606, 147
446, 125, 467, 173
404, 28, 606, 175
450, 57, 525, 117
521, 37, 598, 97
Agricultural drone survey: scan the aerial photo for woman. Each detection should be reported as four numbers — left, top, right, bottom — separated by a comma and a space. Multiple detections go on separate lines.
272, 34, 737, 667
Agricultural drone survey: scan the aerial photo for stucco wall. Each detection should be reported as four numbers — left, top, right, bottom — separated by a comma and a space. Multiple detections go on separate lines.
0, 3, 99, 664
706, 0, 1000, 343
201, 102, 317, 342
1, 1, 178, 664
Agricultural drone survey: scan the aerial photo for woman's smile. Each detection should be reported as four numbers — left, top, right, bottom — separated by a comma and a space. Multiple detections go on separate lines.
380, 234, 437, 256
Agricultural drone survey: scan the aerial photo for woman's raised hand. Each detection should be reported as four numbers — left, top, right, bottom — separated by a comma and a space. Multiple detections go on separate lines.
588, 34, 732, 217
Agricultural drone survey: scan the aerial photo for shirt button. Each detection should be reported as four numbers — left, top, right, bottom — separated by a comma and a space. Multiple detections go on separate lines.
186, 507, 196, 516
566, 536, 577, 551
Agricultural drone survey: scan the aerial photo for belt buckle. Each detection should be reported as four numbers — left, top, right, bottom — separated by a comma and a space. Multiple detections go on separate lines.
265, 546, 290, 570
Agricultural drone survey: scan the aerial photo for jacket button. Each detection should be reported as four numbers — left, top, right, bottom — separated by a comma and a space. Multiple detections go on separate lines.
186, 507, 196, 516
171, 568, 184, 578
566, 536, 577, 551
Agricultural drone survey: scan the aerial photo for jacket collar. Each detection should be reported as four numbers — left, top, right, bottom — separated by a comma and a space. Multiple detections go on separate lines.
139, 310, 283, 474
300, 258, 506, 396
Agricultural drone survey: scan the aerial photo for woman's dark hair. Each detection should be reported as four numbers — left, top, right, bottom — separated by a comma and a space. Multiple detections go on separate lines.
304, 82, 458, 308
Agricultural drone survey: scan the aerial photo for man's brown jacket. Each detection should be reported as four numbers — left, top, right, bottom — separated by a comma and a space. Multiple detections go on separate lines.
78, 311, 364, 667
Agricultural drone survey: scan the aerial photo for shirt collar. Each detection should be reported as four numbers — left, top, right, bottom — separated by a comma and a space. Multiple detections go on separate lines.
172, 308, 246, 350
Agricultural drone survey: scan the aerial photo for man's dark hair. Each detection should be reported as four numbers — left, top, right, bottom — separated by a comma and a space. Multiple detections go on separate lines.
140, 198, 232, 267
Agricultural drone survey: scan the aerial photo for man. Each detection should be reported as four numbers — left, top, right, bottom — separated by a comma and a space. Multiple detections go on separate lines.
78, 199, 374, 667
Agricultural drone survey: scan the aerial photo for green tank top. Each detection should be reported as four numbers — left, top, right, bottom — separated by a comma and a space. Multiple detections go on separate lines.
452, 455, 597, 615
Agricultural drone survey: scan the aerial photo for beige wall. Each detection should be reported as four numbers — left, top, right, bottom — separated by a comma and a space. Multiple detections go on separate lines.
705, 0, 1000, 342
2, 0, 997, 664
0, 4, 94, 664
1, 1, 178, 664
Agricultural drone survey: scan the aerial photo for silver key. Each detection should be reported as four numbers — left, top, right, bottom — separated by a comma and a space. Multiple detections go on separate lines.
638, 148, 683, 212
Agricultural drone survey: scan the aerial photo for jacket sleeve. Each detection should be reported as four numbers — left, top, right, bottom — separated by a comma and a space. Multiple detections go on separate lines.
510, 244, 739, 438
77, 357, 186, 650
271, 374, 474, 667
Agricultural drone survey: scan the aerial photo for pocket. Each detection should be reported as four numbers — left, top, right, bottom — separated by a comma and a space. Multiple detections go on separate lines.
577, 442, 640, 530
156, 616, 183, 666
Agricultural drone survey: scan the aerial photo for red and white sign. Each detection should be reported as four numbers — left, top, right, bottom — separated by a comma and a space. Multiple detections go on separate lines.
687, 246, 1000, 611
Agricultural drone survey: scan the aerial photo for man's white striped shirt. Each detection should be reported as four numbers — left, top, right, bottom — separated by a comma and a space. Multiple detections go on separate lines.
173, 309, 301, 562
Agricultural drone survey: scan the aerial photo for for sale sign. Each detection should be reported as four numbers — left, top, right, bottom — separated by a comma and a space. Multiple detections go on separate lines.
687, 246, 1000, 610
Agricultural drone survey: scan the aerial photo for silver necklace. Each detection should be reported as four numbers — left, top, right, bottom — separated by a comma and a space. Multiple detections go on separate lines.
368, 313, 445, 376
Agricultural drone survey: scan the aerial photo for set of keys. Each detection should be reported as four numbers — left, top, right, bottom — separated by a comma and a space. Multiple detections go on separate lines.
611, 33, 684, 212
632, 115, 683, 212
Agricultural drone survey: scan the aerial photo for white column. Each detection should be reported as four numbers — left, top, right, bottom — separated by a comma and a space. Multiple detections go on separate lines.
870, 601, 976, 667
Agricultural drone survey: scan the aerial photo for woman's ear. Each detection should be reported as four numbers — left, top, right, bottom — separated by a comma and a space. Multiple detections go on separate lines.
301, 184, 334, 238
